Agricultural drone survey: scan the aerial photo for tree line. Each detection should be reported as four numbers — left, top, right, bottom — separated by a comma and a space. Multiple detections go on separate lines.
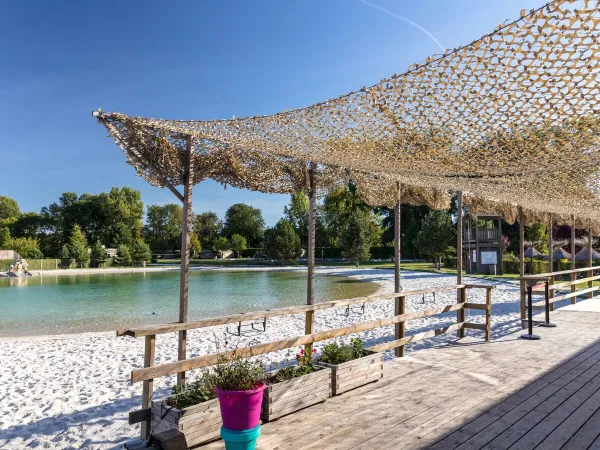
0, 185, 557, 267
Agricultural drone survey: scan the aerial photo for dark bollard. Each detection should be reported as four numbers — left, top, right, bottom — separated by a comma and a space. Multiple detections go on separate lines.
539, 281, 556, 328
521, 284, 541, 340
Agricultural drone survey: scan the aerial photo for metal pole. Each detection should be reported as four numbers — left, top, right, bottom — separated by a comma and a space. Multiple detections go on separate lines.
521, 284, 541, 340
305, 162, 317, 351
539, 281, 556, 328
177, 136, 193, 387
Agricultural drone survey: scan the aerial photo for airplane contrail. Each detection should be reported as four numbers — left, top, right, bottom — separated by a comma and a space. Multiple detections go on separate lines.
359, 0, 446, 52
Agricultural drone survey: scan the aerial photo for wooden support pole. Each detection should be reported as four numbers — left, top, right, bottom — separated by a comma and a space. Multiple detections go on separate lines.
485, 288, 492, 342
548, 214, 553, 273
456, 191, 464, 337
177, 136, 193, 387
140, 334, 156, 439
588, 228, 594, 299
457, 286, 466, 338
519, 208, 526, 324
394, 180, 404, 357
571, 214, 576, 304
305, 162, 317, 350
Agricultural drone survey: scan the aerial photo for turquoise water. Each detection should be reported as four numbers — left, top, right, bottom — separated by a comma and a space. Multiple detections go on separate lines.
0, 270, 377, 336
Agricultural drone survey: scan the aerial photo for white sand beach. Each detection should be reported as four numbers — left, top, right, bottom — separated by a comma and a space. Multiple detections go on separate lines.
0, 268, 525, 449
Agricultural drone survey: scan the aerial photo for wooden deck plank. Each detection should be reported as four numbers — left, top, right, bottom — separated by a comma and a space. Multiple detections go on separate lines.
201, 309, 600, 450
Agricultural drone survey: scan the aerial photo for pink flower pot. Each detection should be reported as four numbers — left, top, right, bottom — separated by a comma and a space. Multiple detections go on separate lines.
215, 383, 266, 431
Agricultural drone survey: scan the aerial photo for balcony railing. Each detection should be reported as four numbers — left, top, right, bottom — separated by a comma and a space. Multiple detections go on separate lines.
464, 228, 501, 242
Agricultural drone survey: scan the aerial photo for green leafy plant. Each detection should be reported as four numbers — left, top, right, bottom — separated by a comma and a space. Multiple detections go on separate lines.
168, 372, 217, 410
318, 338, 367, 365
208, 350, 264, 392
264, 348, 317, 384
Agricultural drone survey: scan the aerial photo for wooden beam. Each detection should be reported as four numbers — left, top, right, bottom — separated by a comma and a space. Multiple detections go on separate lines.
588, 228, 594, 299
305, 162, 317, 351
140, 334, 155, 439
548, 214, 553, 273
367, 323, 465, 353
131, 303, 466, 383
394, 180, 404, 357
519, 208, 525, 276
177, 136, 193, 387
129, 408, 151, 425
456, 191, 464, 338
117, 284, 468, 337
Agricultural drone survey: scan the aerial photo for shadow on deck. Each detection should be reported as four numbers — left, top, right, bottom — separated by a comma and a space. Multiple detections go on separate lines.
203, 307, 600, 449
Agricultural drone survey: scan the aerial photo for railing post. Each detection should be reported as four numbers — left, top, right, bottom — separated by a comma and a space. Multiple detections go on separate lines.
570, 271, 577, 304
485, 287, 492, 342
520, 278, 527, 328
141, 334, 156, 440
588, 228, 594, 299
457, 286, 466, 338
520, 284, 541, 340
395, 295, 406, 357
548, 275, 555, 312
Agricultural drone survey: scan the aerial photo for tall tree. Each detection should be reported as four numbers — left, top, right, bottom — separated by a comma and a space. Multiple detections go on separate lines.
283, 193, 309, 246
194, 211, 223, 249
189, 232, 202, 258
0, 196, 20, 221
340, 210, 372, 266
131, 239, 152, 265
229, 234, 247, 258
403, 217, 420, 259
115, 244, 132, 266
67, 224, 89, 268
265, 219, 301, 260
222, 203, 265, 247
90, 241, 106, 268
416, 210, 456, 269
0, 227, 10, 248
144, 204, 183, 253
213, 236, 230, 260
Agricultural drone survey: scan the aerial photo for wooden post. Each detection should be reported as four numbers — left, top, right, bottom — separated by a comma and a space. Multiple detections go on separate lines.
305, 162, 317, 350
394, 181, 404, 357
485, 288, 492, 342
177, 136, 193, 387
141, 334, 156, 439
548, 214, 554, 311
571, 214, 576, 304
456, 191, 464, 337
519, 208, 526, 324
458, 286, 466, 338
588, 228, 594, 299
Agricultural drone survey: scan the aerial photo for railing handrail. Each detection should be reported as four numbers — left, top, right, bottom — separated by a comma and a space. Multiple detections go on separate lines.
520, 265, 600, 280
118, 283, 494, 338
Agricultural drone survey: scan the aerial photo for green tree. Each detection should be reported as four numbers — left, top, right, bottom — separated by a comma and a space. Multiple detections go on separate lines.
115, 244, 132, 266
403, 217, 420, 259
283, 193, 309, 246
0, 196, 20, 221
144, 204, 183, 253
265, 219, 301, 260
61, 244, 71, 260
526, 223, 549, 254
7, 237, 42, 258
67, 224, 89, 268
90, 241, 106, 268
0, 227, 10, 248
340, 211, 372, 266
416, 210, 456, 269
229, 234, 247, 258
213, 236, 230, 260
222, 204, 265, 247
189, 232, 202, 258
194, 212, 222, 249
131, 239, 152, 265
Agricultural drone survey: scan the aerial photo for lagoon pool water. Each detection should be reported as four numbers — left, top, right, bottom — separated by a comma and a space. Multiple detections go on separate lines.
0, 270, 378, 337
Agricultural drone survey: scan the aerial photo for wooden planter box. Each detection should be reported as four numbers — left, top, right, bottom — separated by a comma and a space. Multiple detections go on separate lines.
262, 367, 332, 422
151, 396, 221, 447
317, 351, 383, 396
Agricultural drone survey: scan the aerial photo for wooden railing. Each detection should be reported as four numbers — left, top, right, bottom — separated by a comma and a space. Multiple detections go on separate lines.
464, 228, 501, 242
519, 265, 600, 320
119, 283, 494, 439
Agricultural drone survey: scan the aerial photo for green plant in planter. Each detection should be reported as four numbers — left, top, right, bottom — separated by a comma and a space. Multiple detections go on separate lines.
169, 371, 216, 409
319, 338, 367, 365
209, 351, 265, 391
265, 348, 317, 383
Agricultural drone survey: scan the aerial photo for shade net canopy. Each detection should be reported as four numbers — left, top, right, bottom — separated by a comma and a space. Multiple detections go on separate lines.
94, 0, 600, 227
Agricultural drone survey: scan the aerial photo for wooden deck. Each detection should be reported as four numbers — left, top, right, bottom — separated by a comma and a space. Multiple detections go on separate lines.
202, 306, 600, 449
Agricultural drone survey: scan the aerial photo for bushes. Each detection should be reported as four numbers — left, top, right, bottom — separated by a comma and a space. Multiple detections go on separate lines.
0, 259, 61, 271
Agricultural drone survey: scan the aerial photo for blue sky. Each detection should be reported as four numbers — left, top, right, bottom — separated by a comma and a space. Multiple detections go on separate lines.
0, 0, 546, 225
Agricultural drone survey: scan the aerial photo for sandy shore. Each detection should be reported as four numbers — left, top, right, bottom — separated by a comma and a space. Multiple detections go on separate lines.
0, 267, 526, 449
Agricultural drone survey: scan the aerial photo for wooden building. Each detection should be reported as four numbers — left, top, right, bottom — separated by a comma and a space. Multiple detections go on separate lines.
464, 214, 504, 275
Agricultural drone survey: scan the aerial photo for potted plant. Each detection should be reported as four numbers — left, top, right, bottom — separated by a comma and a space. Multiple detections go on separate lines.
150, 373, 221, 447
316, 337, 383, 396
211, 350, 265, 450
262, 347, 332, 422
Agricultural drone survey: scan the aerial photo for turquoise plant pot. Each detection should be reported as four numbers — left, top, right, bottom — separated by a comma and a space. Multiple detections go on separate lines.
220, 425, 261, 450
